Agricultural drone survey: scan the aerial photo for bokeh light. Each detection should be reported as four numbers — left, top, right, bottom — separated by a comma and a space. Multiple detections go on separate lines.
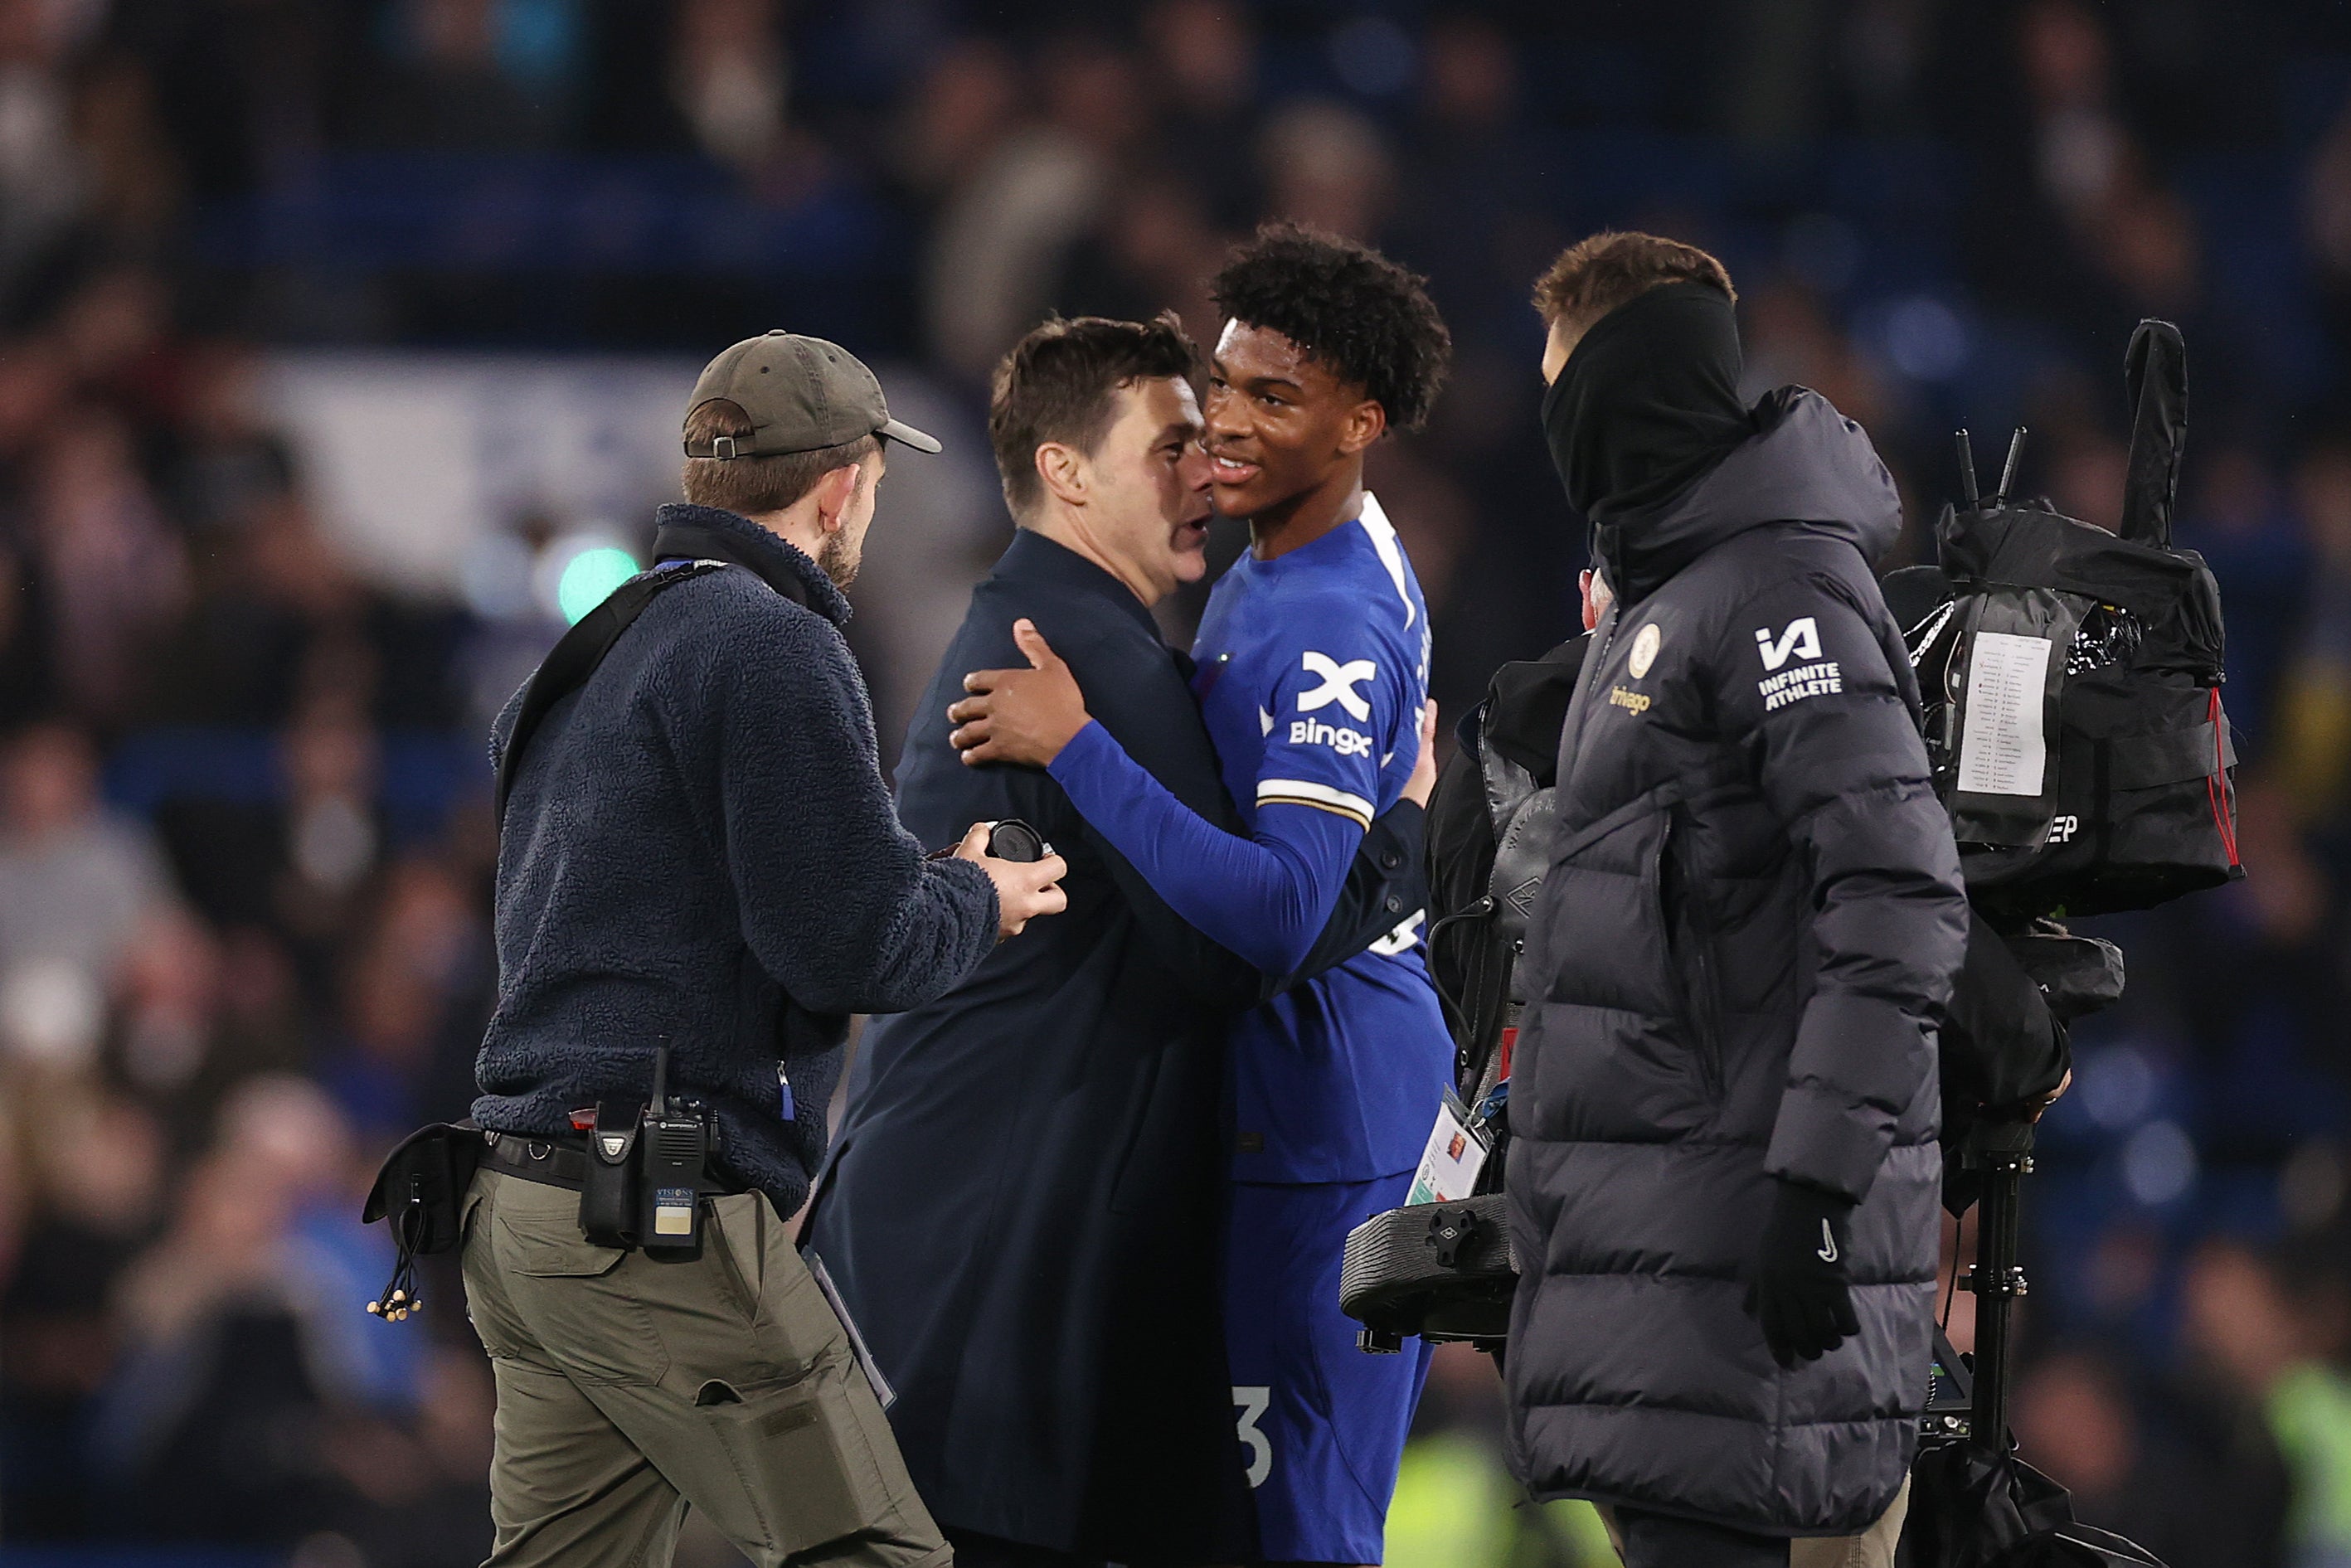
556, 546, 641, 624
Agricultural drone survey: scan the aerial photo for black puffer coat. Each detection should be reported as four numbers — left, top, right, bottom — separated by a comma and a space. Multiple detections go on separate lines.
1503, 389, 1970, 1536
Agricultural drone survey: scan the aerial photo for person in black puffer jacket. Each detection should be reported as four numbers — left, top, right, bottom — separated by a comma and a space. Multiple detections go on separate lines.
1502, 235, 1970, 1566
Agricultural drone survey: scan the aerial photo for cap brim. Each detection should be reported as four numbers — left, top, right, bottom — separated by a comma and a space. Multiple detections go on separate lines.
878, 417, 943, 455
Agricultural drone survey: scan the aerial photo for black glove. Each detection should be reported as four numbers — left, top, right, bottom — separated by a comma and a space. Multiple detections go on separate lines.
1742, 1178, 1860, 1369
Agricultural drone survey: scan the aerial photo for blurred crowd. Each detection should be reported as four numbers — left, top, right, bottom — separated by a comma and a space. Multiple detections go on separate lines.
5, 0, 2351, 1563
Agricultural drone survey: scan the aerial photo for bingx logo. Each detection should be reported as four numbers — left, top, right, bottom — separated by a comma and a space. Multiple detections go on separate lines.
1298, 651, 1376, 722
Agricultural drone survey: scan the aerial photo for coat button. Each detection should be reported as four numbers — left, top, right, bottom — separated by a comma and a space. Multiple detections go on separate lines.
1385, 896, 1403, 913
1381, 851, 1401, 869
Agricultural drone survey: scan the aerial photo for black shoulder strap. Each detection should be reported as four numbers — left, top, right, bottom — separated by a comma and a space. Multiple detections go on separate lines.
494, 560, 728, 823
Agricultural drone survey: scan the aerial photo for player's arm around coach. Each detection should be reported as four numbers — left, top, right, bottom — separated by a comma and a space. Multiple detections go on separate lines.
461, 333, 1066, 1568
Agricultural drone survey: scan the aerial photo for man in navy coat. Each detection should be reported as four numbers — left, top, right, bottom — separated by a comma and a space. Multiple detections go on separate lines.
805, 315, 1431, 1568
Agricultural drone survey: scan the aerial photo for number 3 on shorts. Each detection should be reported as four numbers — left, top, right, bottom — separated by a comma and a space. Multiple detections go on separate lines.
1233, 1384, 1273, 1488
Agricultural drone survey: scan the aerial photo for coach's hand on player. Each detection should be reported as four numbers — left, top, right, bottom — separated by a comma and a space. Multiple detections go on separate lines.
949, 821, 1069, 940
1405, 700, 1439, 808
951, 619, 1092, 767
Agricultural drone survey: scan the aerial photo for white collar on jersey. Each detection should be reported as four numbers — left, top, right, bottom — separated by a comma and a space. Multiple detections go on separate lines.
1355, 493, 1416, 630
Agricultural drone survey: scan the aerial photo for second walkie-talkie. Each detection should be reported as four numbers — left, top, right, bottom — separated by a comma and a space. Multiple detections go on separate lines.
639, 1043, 708, 1260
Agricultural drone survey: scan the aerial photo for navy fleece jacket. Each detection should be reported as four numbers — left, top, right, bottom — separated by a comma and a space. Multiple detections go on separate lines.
474, 503, 999, 1210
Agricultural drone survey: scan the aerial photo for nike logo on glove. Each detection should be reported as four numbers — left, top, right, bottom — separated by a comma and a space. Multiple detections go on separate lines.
1816, 1220, 1839, 1265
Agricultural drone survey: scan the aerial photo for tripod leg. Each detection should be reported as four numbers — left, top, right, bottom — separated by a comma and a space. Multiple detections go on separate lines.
1966, 1124, 2033, 1453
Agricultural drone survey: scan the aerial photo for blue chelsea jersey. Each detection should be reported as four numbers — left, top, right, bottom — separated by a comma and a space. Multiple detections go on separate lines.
1193, 496, 1452, 1184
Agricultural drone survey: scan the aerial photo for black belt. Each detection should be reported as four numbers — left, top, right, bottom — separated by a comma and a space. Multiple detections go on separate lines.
478, 1129, 741, 1196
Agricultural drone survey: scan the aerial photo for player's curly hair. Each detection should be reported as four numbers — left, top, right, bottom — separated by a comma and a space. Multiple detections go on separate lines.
1208, 223, 1451, 433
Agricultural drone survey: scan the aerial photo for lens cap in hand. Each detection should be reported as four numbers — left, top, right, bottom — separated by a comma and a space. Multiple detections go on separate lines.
986, 819, 1048, 862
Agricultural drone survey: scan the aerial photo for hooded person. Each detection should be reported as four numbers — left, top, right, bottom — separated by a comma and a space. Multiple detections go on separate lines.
1501, 232, 1970, 1568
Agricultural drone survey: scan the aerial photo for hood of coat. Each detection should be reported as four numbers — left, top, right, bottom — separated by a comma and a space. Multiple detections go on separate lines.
1595, 387, 1902, 609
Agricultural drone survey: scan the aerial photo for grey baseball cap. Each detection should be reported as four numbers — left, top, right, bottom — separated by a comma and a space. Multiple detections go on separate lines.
682, 330, 942, 459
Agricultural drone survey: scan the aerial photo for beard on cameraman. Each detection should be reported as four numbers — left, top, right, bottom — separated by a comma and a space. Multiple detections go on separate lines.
1499, 233, 1970, 1568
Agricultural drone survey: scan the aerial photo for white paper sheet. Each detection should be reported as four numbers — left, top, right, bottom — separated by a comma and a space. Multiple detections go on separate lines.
1957, 631, 2053, 797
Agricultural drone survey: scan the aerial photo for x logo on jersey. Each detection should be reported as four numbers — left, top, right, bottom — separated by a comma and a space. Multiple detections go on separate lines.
1298, 651, 1376, 722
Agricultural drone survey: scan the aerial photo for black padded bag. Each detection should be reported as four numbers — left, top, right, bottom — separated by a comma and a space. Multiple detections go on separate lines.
362, 1121, 483, 1250
359, 1120, 484, 1319
1904, 322, 2240, 920
1421, 639, 1586, 1110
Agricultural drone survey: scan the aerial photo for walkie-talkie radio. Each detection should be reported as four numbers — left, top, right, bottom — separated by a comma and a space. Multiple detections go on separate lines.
570, 1042, 712, 1257
639, 1043, 708, 1260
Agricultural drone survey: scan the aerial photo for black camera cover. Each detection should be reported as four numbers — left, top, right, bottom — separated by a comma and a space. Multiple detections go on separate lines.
1907, 323, 2240, 919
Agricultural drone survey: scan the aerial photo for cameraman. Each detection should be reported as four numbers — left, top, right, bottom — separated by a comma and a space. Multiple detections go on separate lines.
1500, 235, 1969, 1566
462, 333, 1066, 1568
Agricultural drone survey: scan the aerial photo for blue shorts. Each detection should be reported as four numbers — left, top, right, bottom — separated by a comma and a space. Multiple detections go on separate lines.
1225, 1173, 1434, 1564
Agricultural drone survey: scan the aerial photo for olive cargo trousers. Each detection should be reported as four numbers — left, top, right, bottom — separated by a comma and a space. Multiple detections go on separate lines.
460, 1168, 950, 1568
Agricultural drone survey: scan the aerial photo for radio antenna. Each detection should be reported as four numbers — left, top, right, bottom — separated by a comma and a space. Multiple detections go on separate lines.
650, 1041, 670, 1117
1994, 426, 2028, 505
1955, 430, 1979, 508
